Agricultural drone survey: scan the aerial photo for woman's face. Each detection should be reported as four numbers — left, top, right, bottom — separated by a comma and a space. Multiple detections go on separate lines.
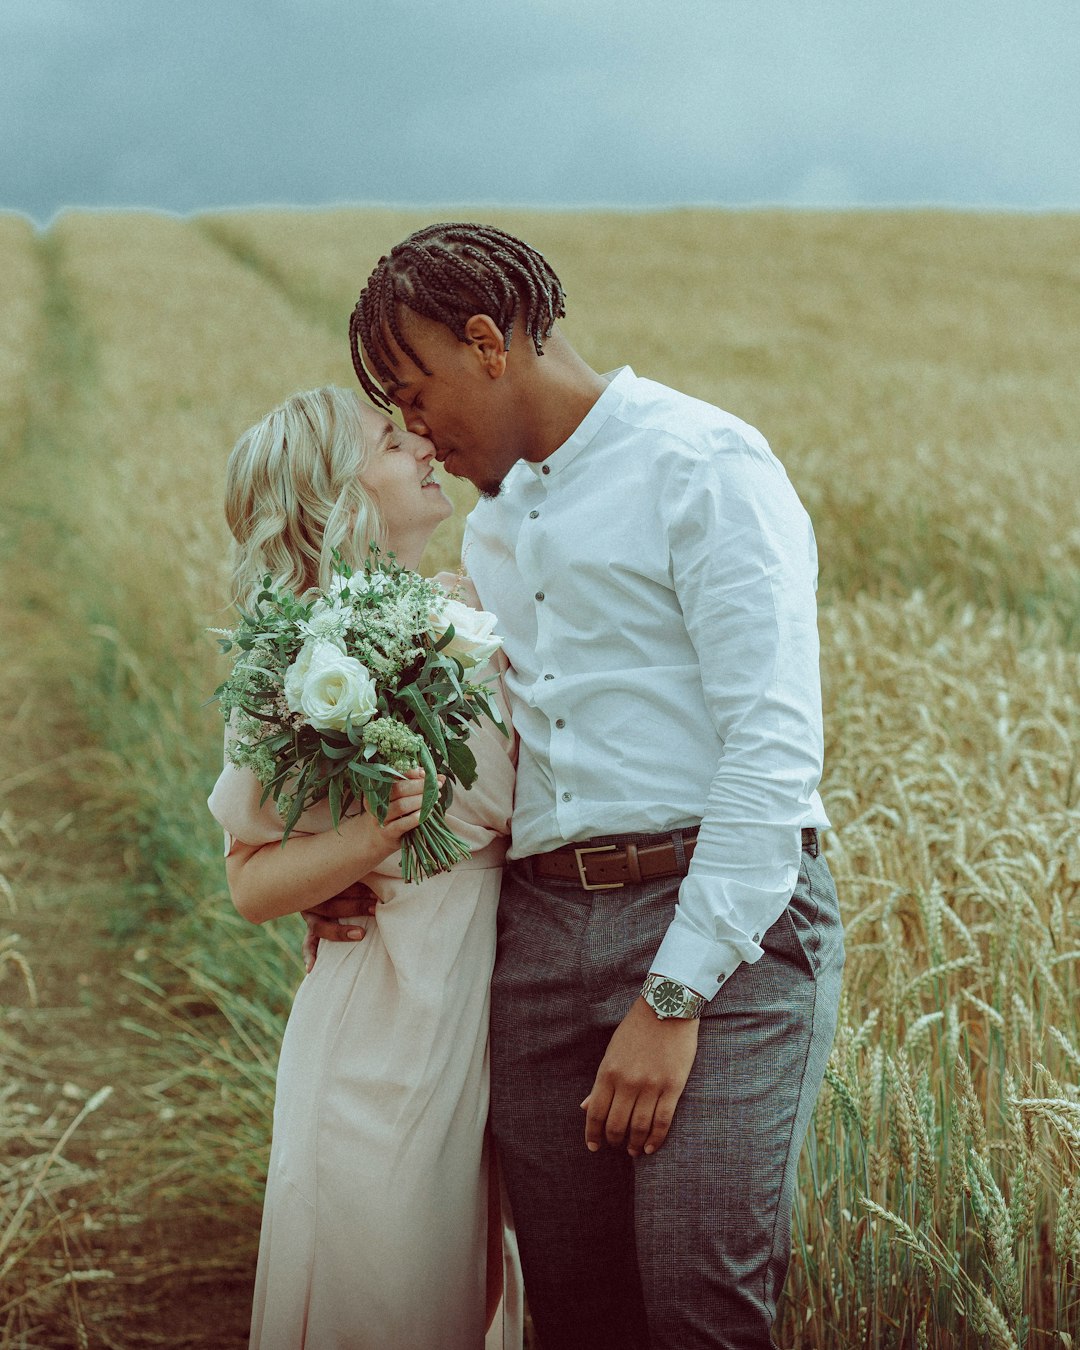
356, 402, 452, 566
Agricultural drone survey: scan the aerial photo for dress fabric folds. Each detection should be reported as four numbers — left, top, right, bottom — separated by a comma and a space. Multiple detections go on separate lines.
208, 638, 521, 1350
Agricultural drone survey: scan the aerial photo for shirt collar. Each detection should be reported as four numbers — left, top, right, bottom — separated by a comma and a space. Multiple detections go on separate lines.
519, 365, 636, 481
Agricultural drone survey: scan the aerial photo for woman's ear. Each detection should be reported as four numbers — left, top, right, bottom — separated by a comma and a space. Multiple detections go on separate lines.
462, 314, 508, 379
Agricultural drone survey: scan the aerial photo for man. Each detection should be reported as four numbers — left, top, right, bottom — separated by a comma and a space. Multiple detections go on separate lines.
310, 222, 844, 1349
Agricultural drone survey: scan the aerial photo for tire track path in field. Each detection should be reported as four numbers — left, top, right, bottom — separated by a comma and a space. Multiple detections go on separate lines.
197, 217, 344, 333
0, 230, 255, 1350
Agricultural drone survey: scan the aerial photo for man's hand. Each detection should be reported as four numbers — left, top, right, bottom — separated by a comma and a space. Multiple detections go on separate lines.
581, 998, 700, 1157
301, 884, 380, 972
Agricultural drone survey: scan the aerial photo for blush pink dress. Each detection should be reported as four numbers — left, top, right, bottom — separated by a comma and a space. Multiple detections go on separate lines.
208, 593, 522, 1350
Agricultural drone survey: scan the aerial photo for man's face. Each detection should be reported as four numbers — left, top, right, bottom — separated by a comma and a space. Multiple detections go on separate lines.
369, 310, 522, 499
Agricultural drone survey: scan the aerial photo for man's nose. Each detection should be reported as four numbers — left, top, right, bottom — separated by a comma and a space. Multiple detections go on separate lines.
404, 411, 429, 438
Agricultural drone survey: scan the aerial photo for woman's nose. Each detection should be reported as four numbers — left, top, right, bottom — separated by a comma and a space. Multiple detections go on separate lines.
411, 433, 435, 461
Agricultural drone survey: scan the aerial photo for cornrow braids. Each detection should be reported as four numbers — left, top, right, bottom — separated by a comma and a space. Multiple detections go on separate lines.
349, 222, 567, 411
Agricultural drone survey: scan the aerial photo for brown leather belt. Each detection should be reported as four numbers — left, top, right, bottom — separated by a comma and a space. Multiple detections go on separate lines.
525, 828, 819, 892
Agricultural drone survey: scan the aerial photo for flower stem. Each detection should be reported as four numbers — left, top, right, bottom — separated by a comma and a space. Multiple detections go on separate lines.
400, 808, 472, 882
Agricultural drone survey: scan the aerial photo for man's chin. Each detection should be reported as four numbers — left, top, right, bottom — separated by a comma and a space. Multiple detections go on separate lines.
440, 452, 507, 500
451, 463, 505, 500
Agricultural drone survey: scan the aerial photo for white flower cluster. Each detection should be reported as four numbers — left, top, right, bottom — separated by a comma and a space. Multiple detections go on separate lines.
299, 593, 351, 645
331, 566, 432, 680
347, 592, 430, 681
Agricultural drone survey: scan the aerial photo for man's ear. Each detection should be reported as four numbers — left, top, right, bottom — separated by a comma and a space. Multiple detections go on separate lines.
463, 314, 508, 379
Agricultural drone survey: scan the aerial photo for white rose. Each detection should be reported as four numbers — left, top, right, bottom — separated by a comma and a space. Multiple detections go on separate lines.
429, 598, 503, 672
284, 638, 339, 712
284, 640, 377, 732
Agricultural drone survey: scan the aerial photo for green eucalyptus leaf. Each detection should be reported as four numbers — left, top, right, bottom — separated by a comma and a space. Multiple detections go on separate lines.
399, 683, 447, 760
445, 735, 478, 788
416, 741, 442, 823
320, 738, 357, 760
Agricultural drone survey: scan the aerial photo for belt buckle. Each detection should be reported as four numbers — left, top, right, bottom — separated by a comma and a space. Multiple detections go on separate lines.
574, 843, 623, 891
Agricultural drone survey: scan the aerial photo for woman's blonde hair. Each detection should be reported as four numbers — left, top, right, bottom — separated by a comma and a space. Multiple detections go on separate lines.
224, 385, 384, 608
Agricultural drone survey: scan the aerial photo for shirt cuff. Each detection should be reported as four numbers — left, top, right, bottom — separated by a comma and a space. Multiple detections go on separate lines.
648, 924, 758, 999
648, 871, 800, 996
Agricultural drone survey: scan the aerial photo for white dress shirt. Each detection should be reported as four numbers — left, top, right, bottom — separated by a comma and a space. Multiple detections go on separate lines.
463, 366, 830, 996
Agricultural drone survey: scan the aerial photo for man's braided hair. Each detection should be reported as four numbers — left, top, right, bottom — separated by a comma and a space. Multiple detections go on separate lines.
349, 222, 566, 411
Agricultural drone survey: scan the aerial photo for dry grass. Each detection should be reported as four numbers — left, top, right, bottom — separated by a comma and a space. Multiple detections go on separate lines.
0, 206, 1077, 1346
0, 619, 259, 1347
0, 214, 45, 459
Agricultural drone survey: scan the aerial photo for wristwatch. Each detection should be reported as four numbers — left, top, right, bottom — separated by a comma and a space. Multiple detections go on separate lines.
640, 973, 707, 1020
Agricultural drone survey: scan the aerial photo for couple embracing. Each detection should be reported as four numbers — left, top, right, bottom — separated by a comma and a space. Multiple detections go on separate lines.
208, 222, 845, 1350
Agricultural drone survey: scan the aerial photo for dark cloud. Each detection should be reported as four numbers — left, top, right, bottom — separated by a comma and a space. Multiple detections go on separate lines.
2, 0, 1078, 223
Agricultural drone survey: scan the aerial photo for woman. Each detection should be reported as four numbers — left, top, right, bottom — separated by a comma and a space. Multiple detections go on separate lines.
207, 385, 522, 1349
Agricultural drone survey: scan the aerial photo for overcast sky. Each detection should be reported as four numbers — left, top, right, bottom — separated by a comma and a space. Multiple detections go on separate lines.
4, 0, 1079, 224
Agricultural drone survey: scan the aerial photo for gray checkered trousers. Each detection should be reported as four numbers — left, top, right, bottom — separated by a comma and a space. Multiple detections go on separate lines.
489, 829, 844, 1350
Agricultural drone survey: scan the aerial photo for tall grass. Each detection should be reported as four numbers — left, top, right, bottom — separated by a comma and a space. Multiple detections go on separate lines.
0, 207, 1077, 1344
782, 594, 1079, 1346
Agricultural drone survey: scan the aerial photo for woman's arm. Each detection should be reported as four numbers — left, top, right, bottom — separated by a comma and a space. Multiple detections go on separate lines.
225, 770, 428, 925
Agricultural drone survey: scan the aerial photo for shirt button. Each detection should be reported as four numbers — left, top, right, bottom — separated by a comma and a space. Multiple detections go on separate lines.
555, 718, 566, 728
535, 591, 545, 602
529, 509, 539, 519
716, 972, 727, 984
543, 673, 554, 681
752, 932, 761, 943
562, 791, 572, 802
541, 465, 551, 475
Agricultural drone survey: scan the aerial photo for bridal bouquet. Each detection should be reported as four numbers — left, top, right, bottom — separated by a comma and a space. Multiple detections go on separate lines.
211, 548, 505, 882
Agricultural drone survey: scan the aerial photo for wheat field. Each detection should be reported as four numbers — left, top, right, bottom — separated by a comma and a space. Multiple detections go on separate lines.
0, 206, 1077, 1348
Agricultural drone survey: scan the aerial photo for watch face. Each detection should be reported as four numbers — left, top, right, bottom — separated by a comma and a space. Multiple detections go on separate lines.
648, 978, 692, 1016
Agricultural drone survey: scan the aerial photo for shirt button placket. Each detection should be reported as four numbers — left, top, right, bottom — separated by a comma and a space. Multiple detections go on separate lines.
533, 465, 564, 817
